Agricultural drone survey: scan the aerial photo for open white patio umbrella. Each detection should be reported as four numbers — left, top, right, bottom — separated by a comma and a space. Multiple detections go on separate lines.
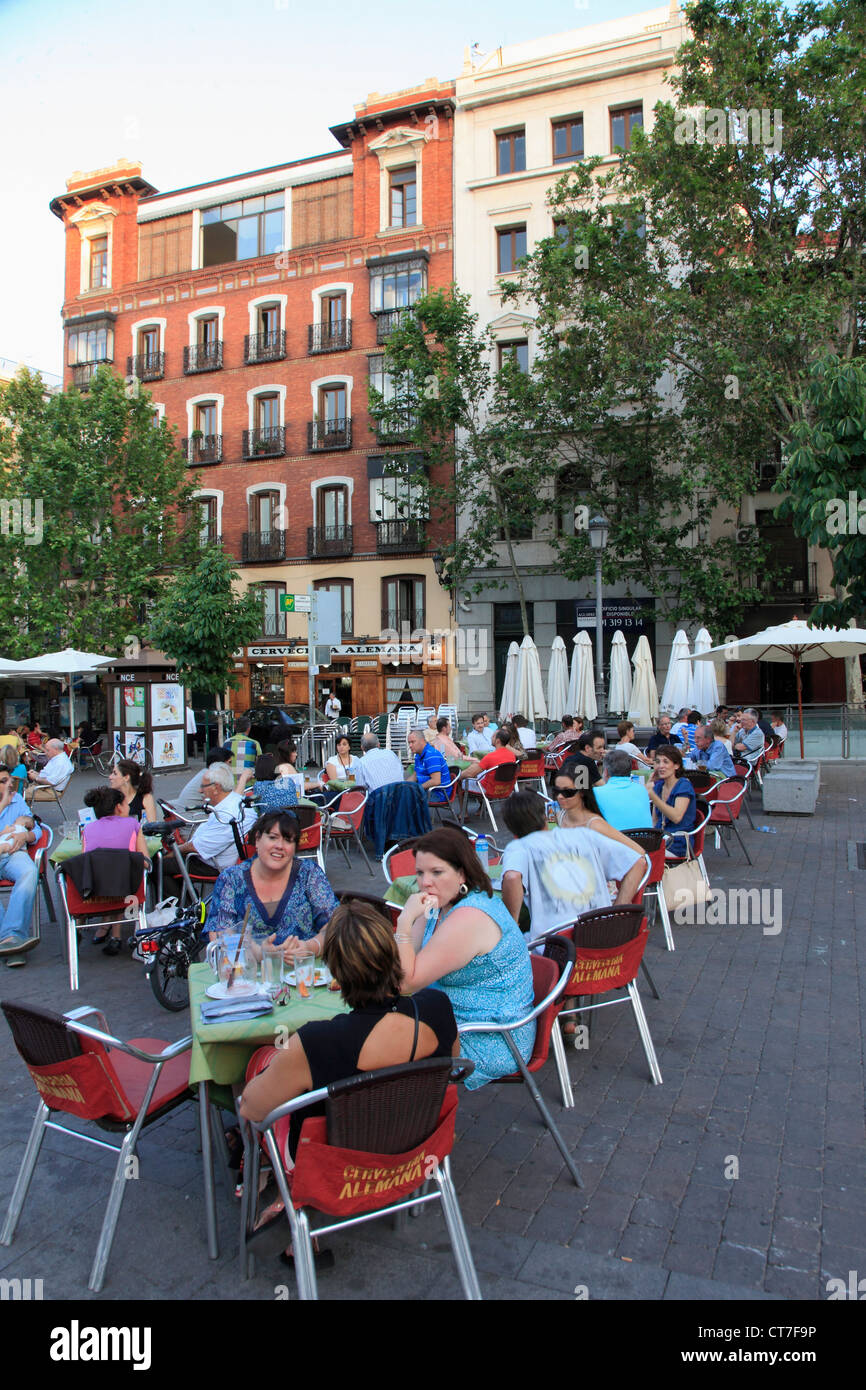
628, 635, 659, 727
567, 631, 597, 722
514, 634, 548, 727
607, 630, 632, 716
690, 619, 866, 758
546, 636, 569, 723
499, 641, 520, 721
691, 627, 720, 715
660, 630, 694, 714
10, 648, 116, 736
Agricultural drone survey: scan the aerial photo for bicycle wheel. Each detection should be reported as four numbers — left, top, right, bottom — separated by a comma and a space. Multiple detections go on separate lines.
148, 931, 203, 1011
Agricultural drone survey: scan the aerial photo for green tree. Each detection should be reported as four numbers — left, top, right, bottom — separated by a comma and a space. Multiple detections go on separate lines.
148, 545, 263, 739
0, 367, 198, 656
369, 287, 553, 637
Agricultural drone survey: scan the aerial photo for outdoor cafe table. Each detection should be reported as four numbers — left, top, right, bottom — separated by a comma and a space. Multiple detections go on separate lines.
384, 862, 504, 909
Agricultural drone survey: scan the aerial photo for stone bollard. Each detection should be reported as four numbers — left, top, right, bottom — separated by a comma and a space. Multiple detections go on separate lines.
761, 760, 820, 814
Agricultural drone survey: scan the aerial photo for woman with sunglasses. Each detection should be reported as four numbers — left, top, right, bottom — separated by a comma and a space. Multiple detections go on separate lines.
551, 768, 646, 851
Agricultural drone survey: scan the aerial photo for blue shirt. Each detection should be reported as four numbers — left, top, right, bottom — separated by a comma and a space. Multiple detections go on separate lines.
702, 739, 735, 778
413, 743, 450, 802
652, 776, 697, 858
0, 793, 30, 834
593, 777, 653, 831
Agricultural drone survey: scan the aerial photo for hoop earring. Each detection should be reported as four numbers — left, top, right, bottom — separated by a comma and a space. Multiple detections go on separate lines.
458, 883, 468, 897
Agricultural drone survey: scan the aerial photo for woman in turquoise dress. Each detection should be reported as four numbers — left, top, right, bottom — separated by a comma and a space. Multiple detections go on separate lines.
394, 826, 534, 1088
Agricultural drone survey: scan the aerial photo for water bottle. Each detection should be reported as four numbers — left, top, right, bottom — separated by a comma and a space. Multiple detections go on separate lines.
546, 799, 558, 825
475, 833, 489, 871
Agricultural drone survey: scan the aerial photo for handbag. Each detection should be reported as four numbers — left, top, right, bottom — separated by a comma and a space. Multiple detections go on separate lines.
662, 860, 709, 918
146, 896, 179, 929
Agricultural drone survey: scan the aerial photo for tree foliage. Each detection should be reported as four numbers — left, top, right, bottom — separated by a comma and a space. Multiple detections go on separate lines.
0, 367, 198, 657
148, 545, 263, 699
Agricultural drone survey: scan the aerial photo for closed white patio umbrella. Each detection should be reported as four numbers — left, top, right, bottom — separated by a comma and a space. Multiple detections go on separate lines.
607, 630, 632, 716
690, 619, 866, 758
628, 635, 659, 727
691, 628, 720, 715
567, 631, 597, 722
514, 635, 548, 727
546, 636, 569, 723
660, 630, 694, 714
499, 641, 520, 721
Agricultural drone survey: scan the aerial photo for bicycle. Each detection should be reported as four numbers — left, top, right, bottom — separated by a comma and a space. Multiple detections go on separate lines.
133, 900, 208, 1011
91, 743, 154, 775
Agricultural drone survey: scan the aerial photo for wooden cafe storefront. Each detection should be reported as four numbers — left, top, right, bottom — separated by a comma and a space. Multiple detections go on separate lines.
231, 636, 449, 719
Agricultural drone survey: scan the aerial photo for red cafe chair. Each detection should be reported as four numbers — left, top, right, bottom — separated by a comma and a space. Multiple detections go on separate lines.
460, 762, 519, 833
242, 1057, 481, 1300
516, 753, 547, 795
708, 778, 753, 865
323, 790, 374, 875
732, 762, 758, 828
56, 851, 149, 992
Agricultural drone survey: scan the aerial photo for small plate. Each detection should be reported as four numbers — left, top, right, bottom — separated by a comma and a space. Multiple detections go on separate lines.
205, 980, 260, 1000
281, 965, 332, 988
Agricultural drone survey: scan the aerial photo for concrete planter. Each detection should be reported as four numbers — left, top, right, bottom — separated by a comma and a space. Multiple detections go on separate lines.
762, 760, 821, 815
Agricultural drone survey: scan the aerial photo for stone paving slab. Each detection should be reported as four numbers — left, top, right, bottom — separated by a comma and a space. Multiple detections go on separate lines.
0, 759, 863, 1300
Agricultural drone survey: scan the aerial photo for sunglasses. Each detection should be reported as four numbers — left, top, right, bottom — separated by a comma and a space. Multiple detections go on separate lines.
554, 786, 579, 798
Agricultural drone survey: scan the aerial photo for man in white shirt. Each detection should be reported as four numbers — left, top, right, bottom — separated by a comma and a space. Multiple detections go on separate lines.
25, 739, 73, 800
353, 733, 404, 792
466, 713, 494, 757
173, 762, 256, 874
512, 715, 537, 750
324, 694, 341, 721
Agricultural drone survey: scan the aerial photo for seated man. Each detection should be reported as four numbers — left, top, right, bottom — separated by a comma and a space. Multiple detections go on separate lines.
353, 732, 404, 792
433, 716, 463, 762
731, 711, 765, 766
547, 715, 582, 754
459, 726, 518, 805
422, 714, 439, 744
561, 730, 605, 790
25, 738, 73, 801
614, 720, 652, 766
0, 765, 39, 961
407, 727, 450, 804
645, 714, 683, 754
693, 724, 735, 778
501, 792, 645, 941
770, 711, 787, 745
173, 747, 233, 811
168, 762, 257, 881
511, 715, 537, 750
466, 712, 494, 757
594, 749, 653, 830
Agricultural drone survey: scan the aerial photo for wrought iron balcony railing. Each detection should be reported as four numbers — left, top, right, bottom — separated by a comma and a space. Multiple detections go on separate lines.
244, 330, 286, 364
375, 519, 426, 553
307, 417, 352, 450
183, 434, 222, 465
376, 410, 417, 443
198, 527, 221, 547
261, 613, 287, 637
126, 352, 165, 382
70, 360, 112, 391
308, 320, 352, 353
375, 309, 411, 344
183, 341, 223, 374
242, 530, 286, 563
381, 608, 425, 632
307, 525, 353, 558
243, 426, 286, 459
745, 562, 818, 600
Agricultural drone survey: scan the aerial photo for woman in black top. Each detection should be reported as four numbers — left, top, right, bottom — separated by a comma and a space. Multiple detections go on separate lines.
109, 758, 158, 823
241, 898, 457, 1163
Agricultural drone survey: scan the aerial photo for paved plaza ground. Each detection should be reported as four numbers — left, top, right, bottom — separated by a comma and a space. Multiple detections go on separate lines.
0, 759, 863, 1302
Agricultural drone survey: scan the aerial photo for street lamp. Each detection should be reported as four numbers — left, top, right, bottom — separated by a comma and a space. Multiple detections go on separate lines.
588, 514, 609, 720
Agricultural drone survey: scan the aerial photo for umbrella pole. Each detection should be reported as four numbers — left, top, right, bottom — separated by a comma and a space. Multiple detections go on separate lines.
68, 671, 75, 743
796, 654, 804, 759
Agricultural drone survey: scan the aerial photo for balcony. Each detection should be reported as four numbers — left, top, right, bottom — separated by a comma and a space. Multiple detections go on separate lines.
261, 613, 287, 638
754, 460, 784, 489
307, 417, 352, 451
70, 360, 112, 391
198, 527, 222, 548
183, 341, 223, 374
381, 608, 425, 632
376, 519, 426, 554
242, 530, 286, 563
126, 352, 165, 382
376, 410, 417, 444
243, 426, 286, 460
307, 525, 353, 558
244, 330, 286, 365
746, 562, 818, 602
183, 434, 223, 466
375, 310, 410, 344
308, 320, 353, 354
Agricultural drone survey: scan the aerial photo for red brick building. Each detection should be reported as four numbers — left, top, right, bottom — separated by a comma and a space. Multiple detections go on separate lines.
50, 81, 456, 717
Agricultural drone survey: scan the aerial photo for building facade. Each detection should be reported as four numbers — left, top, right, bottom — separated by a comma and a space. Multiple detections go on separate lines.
50, 82, 456, 718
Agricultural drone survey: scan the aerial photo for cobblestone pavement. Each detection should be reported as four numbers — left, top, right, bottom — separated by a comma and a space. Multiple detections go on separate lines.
0, 761, 863, 1301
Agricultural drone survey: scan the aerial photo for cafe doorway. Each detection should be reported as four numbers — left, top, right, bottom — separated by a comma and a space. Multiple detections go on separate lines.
317, 668, 353, 718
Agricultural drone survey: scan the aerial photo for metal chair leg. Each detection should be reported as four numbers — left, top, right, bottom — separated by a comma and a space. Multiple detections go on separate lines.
731, 821, 753, 866
0, 1101, 49, 1245
627, 980, 663, 1085
741, 795, 756, 829
549, 1016, 575, 1107
640, 957, 660, 1000
656, 890, 675, 951
436, 1158, 482, 1300
503, 1034, 582, 1187
293, 1207, 318, 1300
199, 1083, 219, 1260
88, 1129, 135, 1292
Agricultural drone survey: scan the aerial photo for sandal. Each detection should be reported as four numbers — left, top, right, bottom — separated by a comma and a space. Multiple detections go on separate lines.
245, 1198, 290, 1256
92, 930, 110, 946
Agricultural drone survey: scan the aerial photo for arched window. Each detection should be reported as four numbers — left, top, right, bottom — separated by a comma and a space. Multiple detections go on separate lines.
555, 465, 592, 537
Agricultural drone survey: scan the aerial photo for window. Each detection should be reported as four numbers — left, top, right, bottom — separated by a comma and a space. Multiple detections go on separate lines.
258, 304, 279, 338
555, 465, 592, 536
255, 394, 280, 431
322, 293, 345, 330
198, 316, 218, 346
317, 484, 348, 533
496, 129, 526, 175
552, 117, 584, 164
382, 575, 425, 631
138, 326, 159, 360
66, 322, 113, 365
369, 257, 427, 314
497, 226, 527, 275
553, 219, 570, 244
610, 105, 643, 153
199, 497, 219, 546
201, 191, 284, 268
89, 236, 108, 289
259, 582, 286, 638
368, 458, 428, 521
319, 385, 347, 428
389, 167, 417, 228
369, 355, 416, 437
313, 579, 353, 638
497, 340, 529, 373
195, 402, 217, 435
498, 469, 533, 540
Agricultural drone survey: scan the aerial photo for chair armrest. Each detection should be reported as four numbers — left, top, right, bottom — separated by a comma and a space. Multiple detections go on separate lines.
255, 1084, 331, 1133
458, 955, 574, 1036
65, 1017, 193, 1064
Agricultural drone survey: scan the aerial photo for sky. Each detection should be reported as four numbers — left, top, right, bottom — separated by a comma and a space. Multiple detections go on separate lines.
0, 0, 675, 378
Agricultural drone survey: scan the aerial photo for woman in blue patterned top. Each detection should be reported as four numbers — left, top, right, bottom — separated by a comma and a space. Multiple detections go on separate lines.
206, 810, 337, 959
393, 826, 535, 1088
237, 754, 300, 812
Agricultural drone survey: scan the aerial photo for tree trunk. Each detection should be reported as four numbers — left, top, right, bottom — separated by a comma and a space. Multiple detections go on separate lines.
215, 690, 225, 747
500, 525, 531, 636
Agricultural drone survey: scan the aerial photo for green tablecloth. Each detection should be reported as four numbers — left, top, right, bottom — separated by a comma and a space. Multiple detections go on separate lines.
49, 834, 162, 865
384, 863, 504, 908
188, 962, 349, 1086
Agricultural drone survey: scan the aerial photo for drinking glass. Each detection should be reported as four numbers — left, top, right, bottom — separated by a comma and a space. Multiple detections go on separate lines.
294, 952, 316, 994
260, 943, 281, 993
